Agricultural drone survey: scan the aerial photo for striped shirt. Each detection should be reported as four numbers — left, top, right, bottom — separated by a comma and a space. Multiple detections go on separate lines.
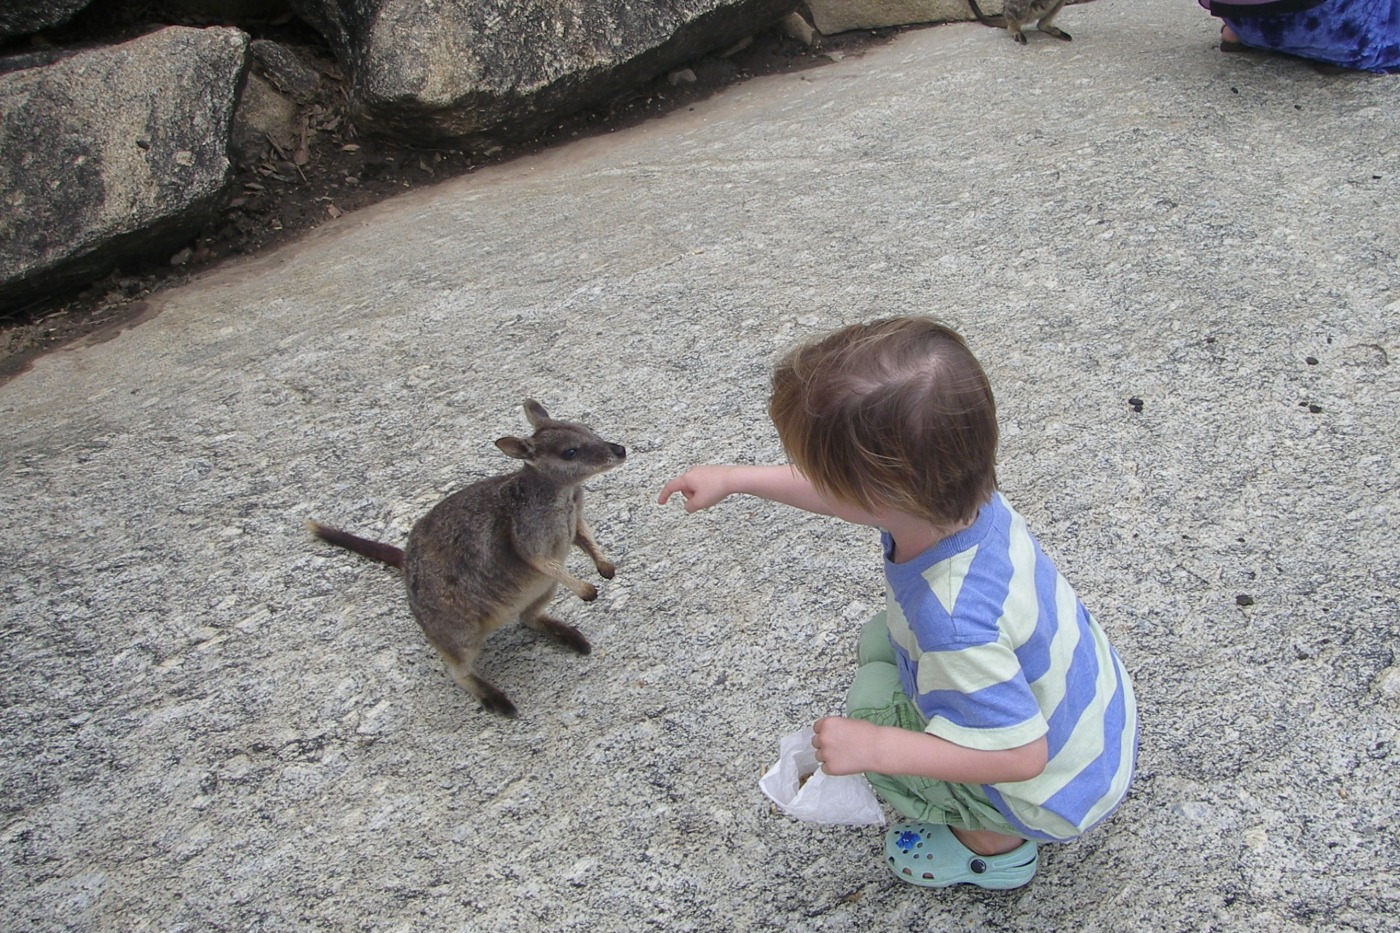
882, 493, 1138, 842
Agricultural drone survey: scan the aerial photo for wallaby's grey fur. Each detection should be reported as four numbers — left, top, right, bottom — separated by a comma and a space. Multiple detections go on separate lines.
967, 0, 1072, 44
308, 400, 626, 718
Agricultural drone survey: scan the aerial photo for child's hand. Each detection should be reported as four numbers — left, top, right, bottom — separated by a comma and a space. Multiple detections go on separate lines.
811, 716, 883, 776
657, 465, 733, 513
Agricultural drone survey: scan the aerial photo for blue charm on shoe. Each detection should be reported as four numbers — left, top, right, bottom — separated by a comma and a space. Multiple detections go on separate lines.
883, 820, 1038, 890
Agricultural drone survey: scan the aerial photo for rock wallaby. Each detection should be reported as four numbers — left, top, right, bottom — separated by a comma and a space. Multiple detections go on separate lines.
308, 400, 626, 718
966, 0, 1072, 45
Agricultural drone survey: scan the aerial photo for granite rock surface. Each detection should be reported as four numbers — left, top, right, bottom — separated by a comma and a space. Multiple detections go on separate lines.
0, 27, 248, 310
2, 1, 1397, 929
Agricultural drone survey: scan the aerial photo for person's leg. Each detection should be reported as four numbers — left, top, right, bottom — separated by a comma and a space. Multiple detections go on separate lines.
849, 617, 1031, 856
845, 661, 1039, 887
856, 610, 896, 667
950, 825, 1028, 856
846, 660, 1020, 835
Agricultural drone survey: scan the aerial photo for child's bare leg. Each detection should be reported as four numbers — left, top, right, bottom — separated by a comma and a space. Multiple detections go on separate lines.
951, 826, 1028, 856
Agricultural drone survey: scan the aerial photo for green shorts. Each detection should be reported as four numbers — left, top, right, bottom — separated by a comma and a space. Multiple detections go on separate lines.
846, 612, 1020, 837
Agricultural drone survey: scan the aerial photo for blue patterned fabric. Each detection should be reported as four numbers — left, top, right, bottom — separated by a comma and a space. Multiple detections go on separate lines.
1211, 0, 1400, 72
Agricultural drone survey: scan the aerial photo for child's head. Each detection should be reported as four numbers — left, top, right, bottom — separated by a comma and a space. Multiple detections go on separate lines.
768, 316, 998, 526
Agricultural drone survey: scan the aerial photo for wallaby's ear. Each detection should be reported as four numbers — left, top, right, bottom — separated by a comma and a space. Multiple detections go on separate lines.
524, 399, 551, 428
495, 436, 534, 460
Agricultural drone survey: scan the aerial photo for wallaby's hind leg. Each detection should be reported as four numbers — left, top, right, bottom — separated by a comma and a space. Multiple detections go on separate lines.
434, 641, 518, 717
462, 671, 518, 718
1038, 0, 1071, 40
519, 586, 592, 655
450, 663, 518, 718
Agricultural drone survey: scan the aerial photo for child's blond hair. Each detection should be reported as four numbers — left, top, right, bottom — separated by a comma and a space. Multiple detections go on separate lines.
768, 317, 998, 526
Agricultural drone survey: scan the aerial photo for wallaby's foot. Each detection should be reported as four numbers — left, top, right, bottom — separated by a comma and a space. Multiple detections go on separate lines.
578, 582, 598, 602
446, 657, 518, 717
596, 560, 616, 580
466, 673, 518, 718
1012, 29, 1028, 44
1042, 25, 1071, 41
527, 615, 592, 654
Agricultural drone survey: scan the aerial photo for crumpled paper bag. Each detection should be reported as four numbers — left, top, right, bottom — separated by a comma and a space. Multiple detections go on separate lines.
758, 726, 885, 826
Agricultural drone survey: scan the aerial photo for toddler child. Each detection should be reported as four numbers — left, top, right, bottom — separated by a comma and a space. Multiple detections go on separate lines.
658, 316, 1137, 890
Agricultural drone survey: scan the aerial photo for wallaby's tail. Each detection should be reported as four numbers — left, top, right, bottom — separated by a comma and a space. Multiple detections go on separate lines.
306, 520, 405, 569
966, 0, 1006, 27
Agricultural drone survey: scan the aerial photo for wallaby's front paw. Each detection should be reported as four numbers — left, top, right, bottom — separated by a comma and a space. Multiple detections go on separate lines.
597, 560, 616, 580
579, 583, 599, 602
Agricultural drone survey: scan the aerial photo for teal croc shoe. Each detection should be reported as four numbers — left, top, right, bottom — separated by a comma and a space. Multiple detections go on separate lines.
884, 821, 1038, 890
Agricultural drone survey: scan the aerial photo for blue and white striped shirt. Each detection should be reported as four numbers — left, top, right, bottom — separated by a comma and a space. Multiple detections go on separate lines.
882, 493, 1138, 841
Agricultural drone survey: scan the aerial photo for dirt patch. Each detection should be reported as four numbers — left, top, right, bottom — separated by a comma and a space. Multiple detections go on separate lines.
0, 15, 901, 385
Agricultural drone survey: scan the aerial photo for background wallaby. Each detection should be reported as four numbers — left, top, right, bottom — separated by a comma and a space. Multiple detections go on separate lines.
308, 400, 626, 718
966, 0, 1071, 45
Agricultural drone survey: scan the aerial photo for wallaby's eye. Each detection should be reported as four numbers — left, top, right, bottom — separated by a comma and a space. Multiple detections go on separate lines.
561, 448, 578, 460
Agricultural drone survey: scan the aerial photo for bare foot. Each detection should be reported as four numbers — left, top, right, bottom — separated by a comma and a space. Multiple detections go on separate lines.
950, 825, 1028, 856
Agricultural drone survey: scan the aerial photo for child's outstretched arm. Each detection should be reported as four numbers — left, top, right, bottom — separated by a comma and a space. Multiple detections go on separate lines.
658, 464, 882, 525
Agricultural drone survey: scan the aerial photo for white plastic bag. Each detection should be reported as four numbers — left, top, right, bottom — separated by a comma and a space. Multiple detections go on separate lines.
758, 726, 885, 826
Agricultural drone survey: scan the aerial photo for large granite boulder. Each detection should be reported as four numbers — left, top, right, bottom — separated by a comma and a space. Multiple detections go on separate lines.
289, 0, 800, 143
0, 27, 248, 312
805, 0, 981, 35
0, 1, 93, 43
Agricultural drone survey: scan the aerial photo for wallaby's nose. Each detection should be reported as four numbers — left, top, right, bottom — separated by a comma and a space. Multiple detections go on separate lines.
610, 444, 626, 459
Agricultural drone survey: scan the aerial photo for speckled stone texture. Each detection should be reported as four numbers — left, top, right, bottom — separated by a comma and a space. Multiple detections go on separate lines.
2, 1, 1397, 929
290, 0, 800, 142
0, 26, 248, 310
